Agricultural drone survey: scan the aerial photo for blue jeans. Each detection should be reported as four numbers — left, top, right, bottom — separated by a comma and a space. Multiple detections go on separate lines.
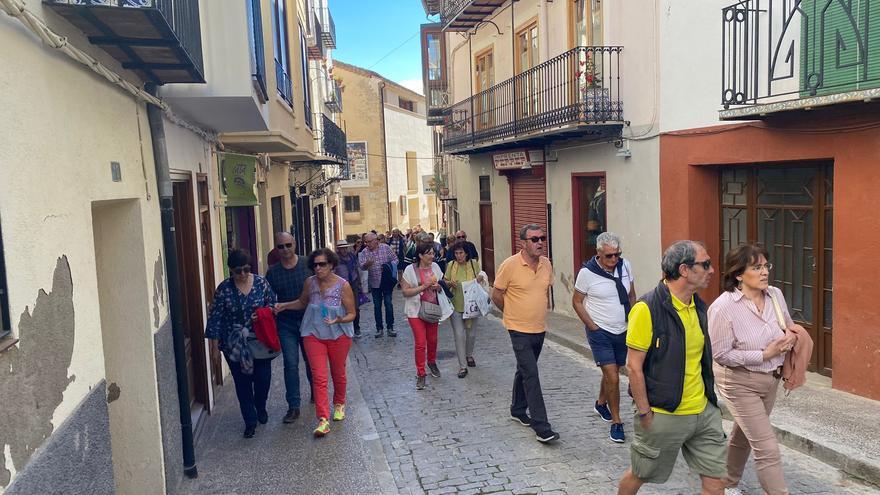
225, 354, 272, 427
371, 286, 395, 330
278, 322, 313, 409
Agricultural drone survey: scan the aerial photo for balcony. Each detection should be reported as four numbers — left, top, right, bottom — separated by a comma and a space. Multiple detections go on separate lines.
420, 0, 440, 16
313, 114, 348, 164
275, 59, 293, 105
325, 76, 343, 113
307, 11, 325, 60
45, 0, 204, 84
720, 0, 880, 120
317, 7, 336, 49
440, 0, 507, 32
443, 46, 623, 154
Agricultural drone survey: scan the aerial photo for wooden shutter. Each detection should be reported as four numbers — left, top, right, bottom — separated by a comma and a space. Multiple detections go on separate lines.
509, 171, 547, 251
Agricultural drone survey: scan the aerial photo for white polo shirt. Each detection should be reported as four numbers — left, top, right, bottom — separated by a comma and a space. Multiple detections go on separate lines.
574, 258, 634, 335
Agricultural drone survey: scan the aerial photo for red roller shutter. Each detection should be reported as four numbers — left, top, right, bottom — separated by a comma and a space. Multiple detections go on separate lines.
509, 170, 547, 252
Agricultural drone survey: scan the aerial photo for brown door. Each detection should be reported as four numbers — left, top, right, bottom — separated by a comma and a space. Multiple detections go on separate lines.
172, 180, 210, 414
720, 163, 833, 375
197, 176, 222, 390
474, 48, 494, 131
508, 170, 548, 253
573, 174, 606, 268
479, 204, 495, 281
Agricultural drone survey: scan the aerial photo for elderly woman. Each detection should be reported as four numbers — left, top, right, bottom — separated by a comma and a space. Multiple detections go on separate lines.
275, 248, 356, 437
206, 249, 278, 438
401, 241, 446, 390
708, 244, 800, 495
443, 240, 485, 378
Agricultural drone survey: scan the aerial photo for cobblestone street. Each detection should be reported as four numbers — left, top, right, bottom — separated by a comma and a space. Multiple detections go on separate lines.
351, 292, 879, 495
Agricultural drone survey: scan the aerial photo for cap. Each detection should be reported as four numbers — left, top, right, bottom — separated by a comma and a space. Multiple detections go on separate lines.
335, 239, 351, 248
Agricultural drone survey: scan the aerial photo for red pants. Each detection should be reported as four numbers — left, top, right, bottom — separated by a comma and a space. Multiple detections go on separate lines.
303, 335, 352, 420
408, 318, 439, 377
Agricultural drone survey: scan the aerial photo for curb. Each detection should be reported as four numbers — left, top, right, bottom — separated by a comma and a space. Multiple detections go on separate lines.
542, 326, 880, 489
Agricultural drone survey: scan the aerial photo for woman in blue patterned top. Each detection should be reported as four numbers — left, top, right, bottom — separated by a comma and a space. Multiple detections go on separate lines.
275, 248, 356, 437
205, 250, 278, 438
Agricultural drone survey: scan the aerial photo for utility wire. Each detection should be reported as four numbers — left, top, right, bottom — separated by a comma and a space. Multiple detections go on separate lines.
367, 31, 421, 69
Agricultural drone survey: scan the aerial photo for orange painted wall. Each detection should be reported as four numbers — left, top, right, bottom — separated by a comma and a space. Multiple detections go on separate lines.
659, 122, 880, 401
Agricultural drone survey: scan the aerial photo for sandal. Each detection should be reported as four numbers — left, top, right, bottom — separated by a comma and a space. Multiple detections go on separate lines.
466, 356, 476, 367
457, 368, 468, 378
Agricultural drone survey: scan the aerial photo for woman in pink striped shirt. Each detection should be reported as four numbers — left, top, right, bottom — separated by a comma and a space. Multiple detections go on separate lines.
708, 244, 799, 495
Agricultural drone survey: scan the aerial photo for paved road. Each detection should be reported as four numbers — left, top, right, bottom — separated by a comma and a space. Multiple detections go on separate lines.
351, 291, 879, 495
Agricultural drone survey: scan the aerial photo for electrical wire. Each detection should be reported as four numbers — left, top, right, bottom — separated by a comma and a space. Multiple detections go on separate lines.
366, 31, 421, 70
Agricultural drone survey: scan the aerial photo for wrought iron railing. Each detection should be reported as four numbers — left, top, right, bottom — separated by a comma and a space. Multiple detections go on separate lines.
443, 46, 623, 151
722, 0, 880, 108
440, 0, 471, 26
321, 114, 347, 162
276, 59, 293, 105
318, 7, 336, 48
325, 76, 342, 113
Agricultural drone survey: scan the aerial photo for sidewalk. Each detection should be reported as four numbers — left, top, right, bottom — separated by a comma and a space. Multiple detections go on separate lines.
541, 308, 880, 489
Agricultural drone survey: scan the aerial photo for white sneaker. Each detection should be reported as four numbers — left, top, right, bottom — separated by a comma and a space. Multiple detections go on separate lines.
725, 487, 744, 495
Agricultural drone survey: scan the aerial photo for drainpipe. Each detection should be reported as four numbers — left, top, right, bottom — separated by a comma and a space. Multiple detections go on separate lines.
146, 84, 198, 480
379, 80, 392, 231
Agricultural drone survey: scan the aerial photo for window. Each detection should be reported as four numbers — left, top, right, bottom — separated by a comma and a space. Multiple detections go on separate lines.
474, 48, 494, 129
247, 0, 267, 100
570, 0, 603, 48
399, 98, 415, 112
300, 27, 312, 128
515, 20, 540, 117
406, 152, 418, 192
0, 219, 12, 339
271, 0, 292, 103
271, 196, 284, 235
399, 195, 407, 216
479, 175, 491, 202
344, 195, 361, 213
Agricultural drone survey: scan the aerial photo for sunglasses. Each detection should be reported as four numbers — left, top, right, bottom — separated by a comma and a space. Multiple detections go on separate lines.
527, 236, 547, 243
276, 242, 294, 249
603, 252, 622, 259
687, 259, 712, 270
231, 265, 251, 275
314, 261, 330, 268
456, 235, 466, 239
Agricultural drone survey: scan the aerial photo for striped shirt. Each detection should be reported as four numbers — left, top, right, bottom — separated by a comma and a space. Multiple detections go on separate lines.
707, 286, 794, 373
358, 243, 397, 289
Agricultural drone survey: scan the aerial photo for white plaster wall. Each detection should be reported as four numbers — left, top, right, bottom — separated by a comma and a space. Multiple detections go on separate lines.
384, 106, 435, 230
1, 2, 168, 490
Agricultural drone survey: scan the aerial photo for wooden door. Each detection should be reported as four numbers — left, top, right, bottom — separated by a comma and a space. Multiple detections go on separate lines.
172, 180, 209, 414
197, 176, 222, 389
479, 203, 495, 282
573, 174, 606, 269
474, 48, 494, 131
720, 164, 833, 375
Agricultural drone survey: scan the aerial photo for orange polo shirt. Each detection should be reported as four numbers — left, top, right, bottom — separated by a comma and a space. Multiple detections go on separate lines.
494, 252, 553, 333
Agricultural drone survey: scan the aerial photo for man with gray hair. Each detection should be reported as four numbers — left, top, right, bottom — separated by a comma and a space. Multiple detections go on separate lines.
572, 232, 636, 443
618, 240, 726, 495
359, 232, 398, 337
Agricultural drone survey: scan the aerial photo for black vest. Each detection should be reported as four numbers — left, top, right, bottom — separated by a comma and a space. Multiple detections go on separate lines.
640, 281, 718, 413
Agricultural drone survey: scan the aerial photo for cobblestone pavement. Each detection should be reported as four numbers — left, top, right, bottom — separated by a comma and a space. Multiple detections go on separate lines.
351, 291, 879, 495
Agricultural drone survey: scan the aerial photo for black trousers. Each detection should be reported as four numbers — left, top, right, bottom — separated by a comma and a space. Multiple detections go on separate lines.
508, 330, 551, 435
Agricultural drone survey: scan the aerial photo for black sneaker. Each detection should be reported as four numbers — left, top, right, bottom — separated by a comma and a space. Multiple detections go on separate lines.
386, 328, 397, 337
243, 425, 256, 438
510, 413, 532, 426
427, 362, 441, 377
457, 368, 468, 378
374, 329, 384, 338
257, 409, 268, 424
536, 430, 560, 443
594, 401, 613, 422
282, 408, 300, 424
416, 375, 426, 390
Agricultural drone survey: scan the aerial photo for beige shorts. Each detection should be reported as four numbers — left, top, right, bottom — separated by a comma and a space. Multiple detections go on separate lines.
629, 403, 727, 484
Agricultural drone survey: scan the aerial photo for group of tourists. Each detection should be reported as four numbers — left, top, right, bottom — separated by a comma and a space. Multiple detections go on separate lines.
205, 220, 811, 495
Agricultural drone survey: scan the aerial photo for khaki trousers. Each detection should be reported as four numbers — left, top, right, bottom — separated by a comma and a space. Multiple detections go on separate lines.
713, 364, 788, 495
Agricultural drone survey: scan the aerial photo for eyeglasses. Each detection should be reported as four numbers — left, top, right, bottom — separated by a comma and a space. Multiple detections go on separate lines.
749, 263, 773, 272
231, 265, 251, 275
314, 261, 330, 268
603, 252, 622, 259
276, 242, 293, 250
686, 259, 712, 270
527, 236, 547, 243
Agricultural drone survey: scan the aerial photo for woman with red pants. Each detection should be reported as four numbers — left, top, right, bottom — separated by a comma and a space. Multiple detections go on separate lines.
401, 242, 446, 390
276, 247, 356, 437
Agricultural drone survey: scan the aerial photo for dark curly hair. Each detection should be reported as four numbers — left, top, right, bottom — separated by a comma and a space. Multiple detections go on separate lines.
308, 247, 339, 270
227, 249, 251, 269
447, 240, 473, 261
722, 244, 769, 292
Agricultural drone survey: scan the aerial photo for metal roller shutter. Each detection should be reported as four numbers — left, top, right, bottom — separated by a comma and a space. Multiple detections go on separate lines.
509, 171, 547, 252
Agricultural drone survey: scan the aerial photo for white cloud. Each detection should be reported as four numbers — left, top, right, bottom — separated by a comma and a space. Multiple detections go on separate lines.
398, 78, 424, 95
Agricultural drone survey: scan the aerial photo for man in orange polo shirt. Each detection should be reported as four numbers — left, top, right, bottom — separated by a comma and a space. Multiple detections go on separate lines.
491, 224, 559, 443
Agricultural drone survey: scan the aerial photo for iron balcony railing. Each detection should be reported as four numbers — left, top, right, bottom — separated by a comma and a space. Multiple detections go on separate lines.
722, 0, 880, 109
439, 0, 505, 31
318, 7, 336, 49
307, 10, 325, 60
443, 46, 623, 152
276, 59, 293, 105
326, 76, 342, 113
320, 114, 348, 162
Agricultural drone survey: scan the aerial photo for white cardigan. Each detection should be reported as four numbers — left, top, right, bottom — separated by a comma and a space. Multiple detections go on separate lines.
402, 262, 445, 318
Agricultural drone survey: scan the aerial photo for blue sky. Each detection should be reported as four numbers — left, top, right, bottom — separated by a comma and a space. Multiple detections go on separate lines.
330, 0, 437, 94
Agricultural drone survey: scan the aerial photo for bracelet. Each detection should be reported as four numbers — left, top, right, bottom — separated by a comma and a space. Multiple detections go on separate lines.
638, 411, 652, 418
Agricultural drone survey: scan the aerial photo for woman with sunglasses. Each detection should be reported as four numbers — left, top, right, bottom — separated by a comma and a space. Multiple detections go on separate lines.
274, 248, 356, 437
708, 244, 804, 495
205, 249, 278, 438
401, 241, 446, 390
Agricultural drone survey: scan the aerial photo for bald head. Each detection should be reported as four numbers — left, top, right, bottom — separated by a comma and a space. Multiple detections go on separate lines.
274, 231, 296, 259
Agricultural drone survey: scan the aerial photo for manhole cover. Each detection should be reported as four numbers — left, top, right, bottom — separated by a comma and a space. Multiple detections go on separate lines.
435, 350, 456, 360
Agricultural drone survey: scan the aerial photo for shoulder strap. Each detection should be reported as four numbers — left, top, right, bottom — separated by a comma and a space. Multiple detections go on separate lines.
768, 289, 787, 332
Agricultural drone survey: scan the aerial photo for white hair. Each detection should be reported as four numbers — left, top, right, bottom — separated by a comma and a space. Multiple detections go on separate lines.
596, 232, 621, 250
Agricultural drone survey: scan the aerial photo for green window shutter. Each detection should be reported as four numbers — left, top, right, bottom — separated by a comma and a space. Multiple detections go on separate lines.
800, 0, 880, 97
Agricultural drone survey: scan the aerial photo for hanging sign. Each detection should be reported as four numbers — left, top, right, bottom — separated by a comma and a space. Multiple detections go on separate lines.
491, 149, 541, 170
219, 152, 258, 206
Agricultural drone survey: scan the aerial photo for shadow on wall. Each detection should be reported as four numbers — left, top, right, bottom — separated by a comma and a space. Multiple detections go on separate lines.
0, 256, 76, 488
152, 250, 165, 328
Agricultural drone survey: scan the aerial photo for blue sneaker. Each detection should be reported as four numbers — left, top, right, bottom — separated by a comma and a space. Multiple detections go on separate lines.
594, 401, 613, 422
610, 423, 625, 443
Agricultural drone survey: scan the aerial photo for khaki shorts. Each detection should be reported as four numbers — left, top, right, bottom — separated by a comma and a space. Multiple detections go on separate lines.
629, 403, 727, 484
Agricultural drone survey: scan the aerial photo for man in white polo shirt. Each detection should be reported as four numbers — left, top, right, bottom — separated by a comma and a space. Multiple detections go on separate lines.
572, 232, 636, 443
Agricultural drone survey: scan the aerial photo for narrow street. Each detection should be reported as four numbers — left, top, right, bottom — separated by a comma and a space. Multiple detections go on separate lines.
183, 291, 880, 494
